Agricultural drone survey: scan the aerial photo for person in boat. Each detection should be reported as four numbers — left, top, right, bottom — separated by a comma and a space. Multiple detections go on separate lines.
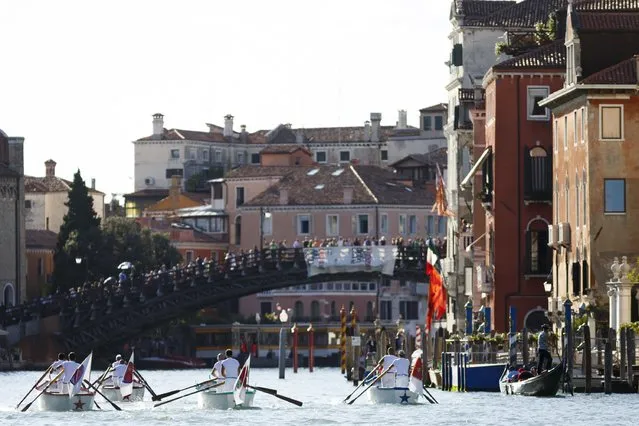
377, 347, 398, 388
61, 352, 80, 393
537, 324, 552, 373
113, 358, 128, 387
394, 350, 410, 387
50, 352, 66, 373
220, 349, 240, 391
517, 367, 534, 381
112, 354, 122, 370
211, 353, 225, 379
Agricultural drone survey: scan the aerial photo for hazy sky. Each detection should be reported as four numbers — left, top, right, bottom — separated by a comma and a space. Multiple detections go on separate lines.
1, 0, 451, 198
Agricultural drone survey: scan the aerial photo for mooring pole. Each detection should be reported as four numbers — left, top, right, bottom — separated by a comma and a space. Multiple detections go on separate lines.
308, 323, 314, 373
604, 327, 613, 395
509, 306, 517, 367
351, 306, 360, 386
340, 305, 346, 374
292, 322, 298, 374
278, 327, 287, 379
583, 324, 592, 394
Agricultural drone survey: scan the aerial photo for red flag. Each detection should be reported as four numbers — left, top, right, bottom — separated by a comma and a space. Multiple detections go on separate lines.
426, 243, 447, 332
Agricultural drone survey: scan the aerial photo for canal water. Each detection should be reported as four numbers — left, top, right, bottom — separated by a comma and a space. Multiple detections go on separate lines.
0, 368, 635, 425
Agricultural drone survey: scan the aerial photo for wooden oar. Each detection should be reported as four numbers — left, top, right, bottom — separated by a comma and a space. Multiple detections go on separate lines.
21, 370, 64, 412
422, 384, 438, 404
133, 370, 159, 400
82, 379, 122, 411
343, 367, 378, 402
153, 381, 225, 407
83, 380, 102, 410
246, 385, 303, 407
347, 360, 397, 405
16, 366, 52, 409
152, 377, 218, 401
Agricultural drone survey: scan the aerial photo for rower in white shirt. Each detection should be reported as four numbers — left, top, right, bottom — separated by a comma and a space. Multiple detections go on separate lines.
61, 352, 80, 393
113, 359, 128, 387
111, 354, 122, 369
220, 349, 240, 391
211, 353, 225, 379
394, 350, 410, 388
377, 347, 398, 388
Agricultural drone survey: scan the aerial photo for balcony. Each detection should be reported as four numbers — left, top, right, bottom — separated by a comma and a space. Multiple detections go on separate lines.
458, 88, 486, 103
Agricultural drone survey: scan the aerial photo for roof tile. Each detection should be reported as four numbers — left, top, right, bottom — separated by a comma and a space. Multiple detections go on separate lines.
494, 38, 566, 69
580, 56, 638, 84
26, 229, 58, 250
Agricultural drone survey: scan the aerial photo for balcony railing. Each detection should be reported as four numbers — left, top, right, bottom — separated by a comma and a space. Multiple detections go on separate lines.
459, 88, 486, 102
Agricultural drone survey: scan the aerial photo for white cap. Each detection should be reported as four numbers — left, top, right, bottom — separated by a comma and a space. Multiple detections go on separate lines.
115, 354, 122, 360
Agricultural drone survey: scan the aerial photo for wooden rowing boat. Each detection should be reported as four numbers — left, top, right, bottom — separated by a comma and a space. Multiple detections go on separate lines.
499, 362, 563, 396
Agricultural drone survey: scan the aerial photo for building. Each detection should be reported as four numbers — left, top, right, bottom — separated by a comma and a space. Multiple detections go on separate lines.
24, 160, 105, 232
464, 39, 566, 331
132, 109, 447, 194
25, 230, 57, 300
539, 2, 639, 326
0, 128, 25, 307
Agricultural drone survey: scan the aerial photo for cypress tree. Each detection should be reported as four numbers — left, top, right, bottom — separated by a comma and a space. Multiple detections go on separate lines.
52, 170, 102, 293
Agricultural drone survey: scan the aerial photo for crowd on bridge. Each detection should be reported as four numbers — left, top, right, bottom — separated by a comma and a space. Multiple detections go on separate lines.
0, 235, 445, 328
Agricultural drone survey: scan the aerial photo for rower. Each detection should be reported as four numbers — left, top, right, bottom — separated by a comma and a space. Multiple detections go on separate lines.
61, 352, 80, 393
377, 347, 398, 388
113, 359, 127, 387
46, 353, 67, 392
211, 353, 225, 379
394, 350, 410, 388
220, 349, 240, 391
112, 354, 122, 369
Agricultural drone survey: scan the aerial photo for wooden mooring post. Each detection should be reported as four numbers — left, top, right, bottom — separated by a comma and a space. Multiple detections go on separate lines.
522, 328, 529, 366
626, 328, 635, 388
583, 324, 592, 394
604, 328, 614, 395
620, 327, 627, 382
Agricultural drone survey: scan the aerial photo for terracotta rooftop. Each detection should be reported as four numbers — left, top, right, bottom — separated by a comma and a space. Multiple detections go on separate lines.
296, 126, 396, 143
124, 188, 210, 203
581, 56, 639, 84
239, 165, 434, 207
576, 11, 639, 30
493, 39, 566, 69
390, 148, 448, 168
419, 103, 447, 113
259, 144, 312, 155
24, 176, 73, 193
478, 0, 567, 28
26, 229, 58, 250
575, 0, 639, 11
458, 1, 517, 26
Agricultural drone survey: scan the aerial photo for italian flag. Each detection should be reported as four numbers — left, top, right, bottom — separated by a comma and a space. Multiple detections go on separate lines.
408, 350, 423, 393
426, 241, 446, 332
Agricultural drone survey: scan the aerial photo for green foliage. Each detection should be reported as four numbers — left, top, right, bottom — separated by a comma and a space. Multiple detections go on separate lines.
52, 170, 102, 292
495, 41, 508, 56
628, 258, 639, 282
185, 167, 224, 192
534, 14, 557, 45
620, 322, 639, 333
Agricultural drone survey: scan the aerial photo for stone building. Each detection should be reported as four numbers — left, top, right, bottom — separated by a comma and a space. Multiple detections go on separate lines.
0, 128, 26, 307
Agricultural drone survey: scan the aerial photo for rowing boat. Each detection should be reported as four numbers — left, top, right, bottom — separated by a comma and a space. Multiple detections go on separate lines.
367, 385, 420, 404
100, 382, 145, 402
197, 388, 256, 409
499, 362, 563, 396
39, 390, 95, 411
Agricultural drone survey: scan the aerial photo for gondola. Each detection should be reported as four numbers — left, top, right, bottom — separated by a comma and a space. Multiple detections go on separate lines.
499, 362, 563, 397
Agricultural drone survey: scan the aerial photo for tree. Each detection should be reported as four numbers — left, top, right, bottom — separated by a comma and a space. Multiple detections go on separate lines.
52, 170, 102, 292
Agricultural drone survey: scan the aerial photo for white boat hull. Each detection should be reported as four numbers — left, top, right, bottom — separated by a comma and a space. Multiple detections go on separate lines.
197, 389, 256, 409
367, 387, 420, 404
100, 384, 145, 402
39, 391, 95, 411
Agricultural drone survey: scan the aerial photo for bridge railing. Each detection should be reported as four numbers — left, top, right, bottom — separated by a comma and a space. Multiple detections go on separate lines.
1, 246, 428, 328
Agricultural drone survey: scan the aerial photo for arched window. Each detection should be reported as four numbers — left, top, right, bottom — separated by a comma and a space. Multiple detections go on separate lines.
582, 169, 587, 225
330, 301, 336, 318
525, 218, 551, 275
294, 301, 304, 320
234, 216, 242, 245
366, 301, 374, 321
564, 177, 570, 222
575, 172, 580, 227
311, 300, 320, 320
3, 283, 15, 307
524, 146, 551, 201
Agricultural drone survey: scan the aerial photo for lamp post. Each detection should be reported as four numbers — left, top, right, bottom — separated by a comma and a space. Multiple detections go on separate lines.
259, 207, 272, 252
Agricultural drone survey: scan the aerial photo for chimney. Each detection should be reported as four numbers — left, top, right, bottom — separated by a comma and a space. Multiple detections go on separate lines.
397, 110, 407, 129
152, 113, 164, 138
285, 123, 292, 129
91, 178, 96, 190
279, 188, 289, 205
364, 121, 371, 141
343, 186, 354, 204
169, 175, 182, 199
240, 125, 248, 143
224, 114, 234, 137
295, 130, 304, 144
370, 113, 382, 142
44, 159, 56, 177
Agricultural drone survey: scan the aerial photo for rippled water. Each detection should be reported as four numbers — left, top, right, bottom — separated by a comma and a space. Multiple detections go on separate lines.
0, 368, 635, 425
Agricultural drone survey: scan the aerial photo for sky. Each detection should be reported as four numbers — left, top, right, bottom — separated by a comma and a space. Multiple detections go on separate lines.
0, 0, 451, 199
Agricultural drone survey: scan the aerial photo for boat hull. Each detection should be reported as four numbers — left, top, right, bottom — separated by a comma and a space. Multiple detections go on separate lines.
197, 389, 256, 409
367, 387, 420, 404
499, 363, 563, 397
39, 392, 95, 411
100, 384, 145, 402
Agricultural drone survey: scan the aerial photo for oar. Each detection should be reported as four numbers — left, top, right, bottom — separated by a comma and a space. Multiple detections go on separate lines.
83, 380, 102, 410
82, 379, 122, 411
246, 385, 303, 407
343, 367, 378, 402
348, 360, 397, 405
21, 370, 64, 412
133, 370, 159, 400
422, 384, 438, 404
152, 377, 218, 401
153, 381, 225, 408
16, 366, 52, 409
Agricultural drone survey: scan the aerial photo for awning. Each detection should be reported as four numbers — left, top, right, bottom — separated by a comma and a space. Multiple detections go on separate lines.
460, 147, 492, 188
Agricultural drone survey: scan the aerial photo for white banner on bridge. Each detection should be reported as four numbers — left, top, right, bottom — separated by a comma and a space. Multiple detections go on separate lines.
304, 246, 398, 277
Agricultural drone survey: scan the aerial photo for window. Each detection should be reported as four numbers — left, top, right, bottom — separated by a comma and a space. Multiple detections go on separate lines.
581, 108, 586, 143
604, 179, 625, 213
573, 111, 578, 145
399, 215, 406, 234
262, 214, 273, 235
186, 250, 194, 263
316, 151, 327, 163
380, 300, 392, 320
212, 183, 223, 200
294, 301, 304, 319
251, 153, 260, 164
311, 301, 321, 320
527, 86, 550, 120
427, 216, 434, 235
380, 214, 388, 234
438, 217, 446, 234
215, 150, 222, 163
298, 214, 311, 234
423, 116, 432, 131
434, 116, 443, 130
526, 223, 551, 275
399, 301, 418, 320
600, 105, 623, 140
564, 178, 569, 222
357, 214, 369, 234
260, 302, 272, 316
408, 215, 417, 235
575, 173, 580, 227
187, 148, 196, 160
583, 170, 587, 224
339, 151, 351, 163
326, 214, 339, 236
236, 187, 245, 207
170, 149, 180, 159
237, 152, 245, 164
165, 168, 183, 178
563, 116, 568, 150
553, 120, 558, 153
37, 258, 44, 276
524, 146, 551, 201
554, 179, 559, 223
25, 200, 32, 209
381, 150, 388, 161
